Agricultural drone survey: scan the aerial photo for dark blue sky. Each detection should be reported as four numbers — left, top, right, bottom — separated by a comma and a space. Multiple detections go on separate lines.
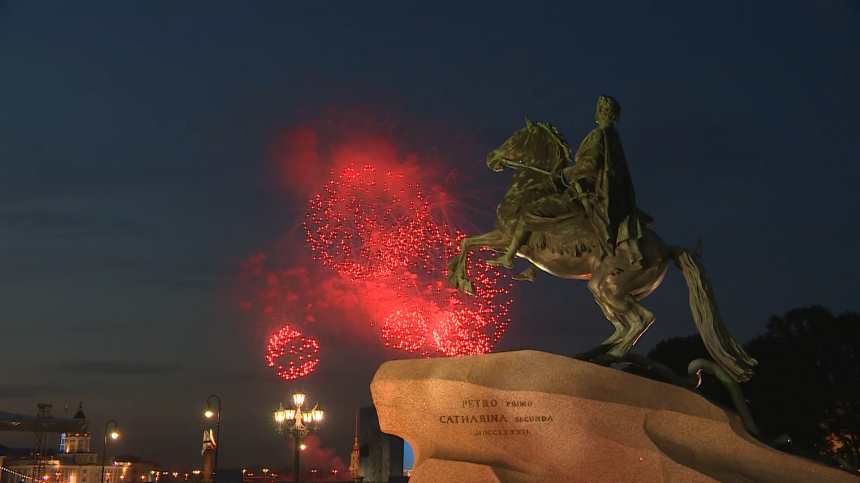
1, 0, 858, 471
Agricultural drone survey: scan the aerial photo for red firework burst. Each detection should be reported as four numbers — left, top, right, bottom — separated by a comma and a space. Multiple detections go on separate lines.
304, 164, 428, 281
380, 309, 428, 353
432, 306, 492, 357
371, 224, 511, 356
305, 163, 513, 357
266, 325, 321, 381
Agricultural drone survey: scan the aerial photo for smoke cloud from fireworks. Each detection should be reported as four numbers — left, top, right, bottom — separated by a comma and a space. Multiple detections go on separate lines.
285, 434, 348, 476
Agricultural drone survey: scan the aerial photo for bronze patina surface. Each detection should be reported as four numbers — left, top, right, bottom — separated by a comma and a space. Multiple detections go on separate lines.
447, 96, 757, 383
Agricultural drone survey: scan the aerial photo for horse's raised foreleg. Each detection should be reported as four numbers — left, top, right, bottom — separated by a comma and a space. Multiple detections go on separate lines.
447, 229, 510, 295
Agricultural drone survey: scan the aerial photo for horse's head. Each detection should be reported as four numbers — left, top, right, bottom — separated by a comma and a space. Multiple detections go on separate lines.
486, 116, 572, 174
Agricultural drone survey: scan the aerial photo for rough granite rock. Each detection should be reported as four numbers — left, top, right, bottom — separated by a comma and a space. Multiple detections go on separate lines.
370, 350, 858, 483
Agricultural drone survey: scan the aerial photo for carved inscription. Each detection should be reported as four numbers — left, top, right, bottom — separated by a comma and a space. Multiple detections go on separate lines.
474, 429, 530, 436
439, 414, 508, 424
437, 398, 553, 436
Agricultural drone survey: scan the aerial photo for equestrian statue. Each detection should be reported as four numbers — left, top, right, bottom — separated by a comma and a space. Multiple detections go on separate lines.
446, 95, 758, 383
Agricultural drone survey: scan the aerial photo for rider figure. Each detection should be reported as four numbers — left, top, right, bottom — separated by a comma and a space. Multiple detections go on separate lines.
488, 95, 651, 271
566, 95, 651, 270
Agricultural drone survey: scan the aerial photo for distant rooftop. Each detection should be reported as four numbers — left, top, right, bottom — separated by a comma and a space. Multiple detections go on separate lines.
0, 411, 88, 433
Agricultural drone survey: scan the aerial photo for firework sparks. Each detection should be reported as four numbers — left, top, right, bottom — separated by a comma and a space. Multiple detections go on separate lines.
304, 164, 427, 281
305, 163, 513, 357
381, 309, 429, 353
266, 324, 321, 381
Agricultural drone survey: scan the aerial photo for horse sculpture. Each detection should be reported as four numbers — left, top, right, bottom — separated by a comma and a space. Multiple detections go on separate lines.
446, 117, 758, 382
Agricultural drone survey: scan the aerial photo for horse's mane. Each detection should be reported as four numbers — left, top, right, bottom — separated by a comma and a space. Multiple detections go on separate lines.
536, 122, 573, 160
511, 122, 573, 170
503, 122, 592, 256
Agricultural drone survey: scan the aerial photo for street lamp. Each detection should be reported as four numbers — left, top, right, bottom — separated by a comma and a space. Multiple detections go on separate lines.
273, 392, 324, 483
204, 395, 221, 477
101, 420, 119, 483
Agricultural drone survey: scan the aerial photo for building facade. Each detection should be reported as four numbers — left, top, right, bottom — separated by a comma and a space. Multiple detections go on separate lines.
357, 406, 404, 482
1, 406, 155, 483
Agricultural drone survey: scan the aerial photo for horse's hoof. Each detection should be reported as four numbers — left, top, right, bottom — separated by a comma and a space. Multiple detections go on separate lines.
591, 354, 622, 367
575, 344, 613, 361
447, 275, 475, 295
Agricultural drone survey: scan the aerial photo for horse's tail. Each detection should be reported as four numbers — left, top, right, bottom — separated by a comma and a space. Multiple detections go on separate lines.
670, 246, 758, 382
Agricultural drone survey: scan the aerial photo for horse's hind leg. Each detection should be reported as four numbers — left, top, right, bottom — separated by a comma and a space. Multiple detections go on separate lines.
588, 275, 629, 348
607, 296, 655, 357
589, 263, 659, 358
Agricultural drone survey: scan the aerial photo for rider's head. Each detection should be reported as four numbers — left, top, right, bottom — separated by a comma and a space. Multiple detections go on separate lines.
595, 95, 621, 126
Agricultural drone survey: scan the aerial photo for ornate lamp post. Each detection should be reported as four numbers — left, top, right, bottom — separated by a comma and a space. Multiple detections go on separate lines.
204, 395, 221, 477
100, 420, 119, 483
273, 392, 324, 483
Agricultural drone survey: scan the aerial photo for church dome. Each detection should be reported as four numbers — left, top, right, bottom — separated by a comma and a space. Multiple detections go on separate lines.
73, 402, 86, 420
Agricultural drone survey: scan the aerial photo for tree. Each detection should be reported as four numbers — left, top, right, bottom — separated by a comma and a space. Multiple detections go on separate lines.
633, 306, 860, 468
742, 306, 860, 467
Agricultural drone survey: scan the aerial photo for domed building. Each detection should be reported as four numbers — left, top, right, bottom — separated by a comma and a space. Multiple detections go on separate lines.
2, 404, 153, 483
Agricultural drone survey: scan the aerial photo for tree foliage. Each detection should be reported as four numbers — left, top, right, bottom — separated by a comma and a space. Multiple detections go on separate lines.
637, 306, 859, 467
743, 306, 859, 466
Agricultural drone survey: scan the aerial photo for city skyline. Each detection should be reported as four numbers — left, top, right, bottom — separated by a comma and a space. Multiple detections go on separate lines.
1, 1, 858, 470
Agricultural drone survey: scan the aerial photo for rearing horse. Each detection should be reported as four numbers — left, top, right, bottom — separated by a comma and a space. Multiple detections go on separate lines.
446, 117, 757, 382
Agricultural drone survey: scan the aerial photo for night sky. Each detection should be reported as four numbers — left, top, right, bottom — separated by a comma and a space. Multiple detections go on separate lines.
1, 1, 858, 473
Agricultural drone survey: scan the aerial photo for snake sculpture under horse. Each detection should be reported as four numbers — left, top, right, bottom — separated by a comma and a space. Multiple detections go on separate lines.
447, 118, 757, 382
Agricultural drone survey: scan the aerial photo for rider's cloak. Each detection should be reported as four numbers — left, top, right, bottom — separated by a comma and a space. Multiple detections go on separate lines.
569, 125, 652, 270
